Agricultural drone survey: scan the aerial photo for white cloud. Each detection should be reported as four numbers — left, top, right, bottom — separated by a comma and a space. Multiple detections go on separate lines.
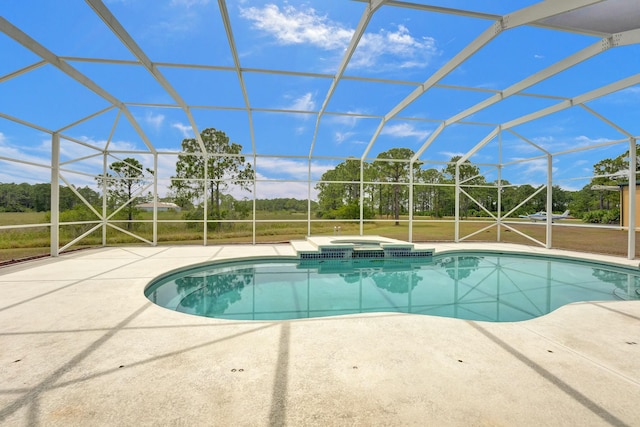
507, 135, 554, 154
285, 92, 316, 112
0, 132, 158, 189
381, 123, 431, 140
506, 157, 558, 185
352, 25, 438, 70
534, 54, 544, 59
0, 134, 53, 171
0, 149, 95, 188
0, 132, 326, 200
172, 122, 194, 138
106, 139, 142, 153
526, 135, 615, 153
335, 131, 355, 144
256, 157, 332, 180
439, 151, 466, 160
240, 4, 439, 70
0, 134, 52, 184
328, 110, 368, 127
531, 135, 554, 145
522, 158, 552, 174
0, 162, 51, 184
158, 160, 333, 200
240, 4, 353, 49
574, 135, 613, 146
144, 111, 165, 130
494, 159, 544, 186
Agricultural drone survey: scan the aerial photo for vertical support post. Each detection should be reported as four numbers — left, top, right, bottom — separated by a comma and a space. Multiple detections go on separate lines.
497, 168, 502, 242
102, 151, 108, 246
50, 133, 60, 257
408, 160, 414, 242
203, 153, 208, 246
497, 129, 502, 242
546, 154, 553, 249
454, 164, 460, 242
307, 158, 312, 237
359, 160, 364, 236
628, 137, 636, 259
152, 152, 158, 246
252, 153, 257, 245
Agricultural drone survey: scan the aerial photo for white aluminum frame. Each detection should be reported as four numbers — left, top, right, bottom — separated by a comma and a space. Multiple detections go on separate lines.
0, 1, 639, 259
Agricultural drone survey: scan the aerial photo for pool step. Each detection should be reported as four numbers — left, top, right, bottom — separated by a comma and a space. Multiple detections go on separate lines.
290, 235, 434, 260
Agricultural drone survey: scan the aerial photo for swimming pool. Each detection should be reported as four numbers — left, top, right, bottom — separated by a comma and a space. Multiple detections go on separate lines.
144, 251, 640, 322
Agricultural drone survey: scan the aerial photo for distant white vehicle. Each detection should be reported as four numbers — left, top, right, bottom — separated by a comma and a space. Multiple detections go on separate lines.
519, 210, 571, 222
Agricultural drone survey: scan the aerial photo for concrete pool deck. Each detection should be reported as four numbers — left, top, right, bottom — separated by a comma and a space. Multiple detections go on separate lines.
1, 242, 639, 426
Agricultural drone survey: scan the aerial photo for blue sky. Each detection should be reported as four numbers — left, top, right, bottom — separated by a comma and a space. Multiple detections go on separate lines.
1, 0, 639, 199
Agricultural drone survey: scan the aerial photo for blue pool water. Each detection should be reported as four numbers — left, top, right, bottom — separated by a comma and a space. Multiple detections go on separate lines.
144, 252, 640, 322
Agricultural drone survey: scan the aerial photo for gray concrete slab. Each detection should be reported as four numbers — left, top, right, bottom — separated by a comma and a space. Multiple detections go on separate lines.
0, 243, 639, 426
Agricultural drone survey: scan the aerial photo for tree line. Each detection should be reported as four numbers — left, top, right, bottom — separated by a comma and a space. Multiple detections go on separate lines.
1, 128, 634, 227
0, 182, 99, 213
316, 145, 637, 224
315, 149, 573, 222
0, 181, 315, 215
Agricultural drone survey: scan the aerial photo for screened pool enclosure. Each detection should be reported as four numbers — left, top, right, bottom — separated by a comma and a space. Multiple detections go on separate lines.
1, 0, 639, 259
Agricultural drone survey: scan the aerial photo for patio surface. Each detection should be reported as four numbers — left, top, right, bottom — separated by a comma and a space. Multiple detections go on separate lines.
1, 242, 639, 426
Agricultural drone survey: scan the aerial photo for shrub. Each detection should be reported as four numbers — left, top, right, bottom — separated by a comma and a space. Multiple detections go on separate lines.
44, 205, 101, 237
582, 210, 603, 223
582, 209, 619, 224
602, 208, 620, 224
320, 203, 375, 220
183, 208, 204, 230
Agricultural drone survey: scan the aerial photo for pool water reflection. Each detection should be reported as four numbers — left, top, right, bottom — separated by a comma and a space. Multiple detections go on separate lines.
145, 253, 640, 322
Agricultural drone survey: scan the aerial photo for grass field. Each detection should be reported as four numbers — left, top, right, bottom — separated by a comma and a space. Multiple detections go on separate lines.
0, 211, 636, 263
